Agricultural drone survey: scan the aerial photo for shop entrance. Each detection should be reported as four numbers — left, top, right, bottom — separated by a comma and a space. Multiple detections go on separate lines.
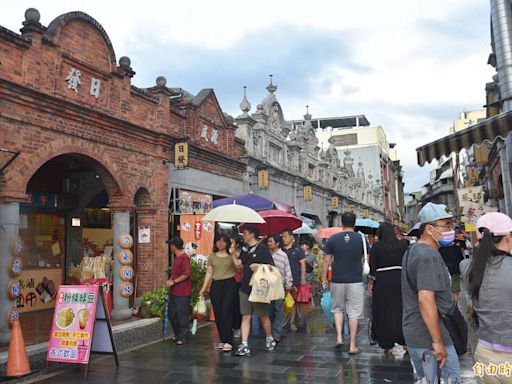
17, 153, 120, 345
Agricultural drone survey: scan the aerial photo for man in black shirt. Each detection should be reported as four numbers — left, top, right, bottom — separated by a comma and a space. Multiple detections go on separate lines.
235, 225, 276, 356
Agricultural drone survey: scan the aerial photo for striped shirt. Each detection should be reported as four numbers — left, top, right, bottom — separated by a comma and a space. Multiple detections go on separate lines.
271, 249, 293, 290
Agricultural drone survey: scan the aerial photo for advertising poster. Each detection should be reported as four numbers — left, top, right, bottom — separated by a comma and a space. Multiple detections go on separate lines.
16, 268, 62, 313
180, 214, 214, 258
47, 285, 98, 364
178, 190, 213, 214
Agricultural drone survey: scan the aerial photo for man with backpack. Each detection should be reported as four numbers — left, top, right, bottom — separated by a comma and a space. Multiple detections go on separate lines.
321, 212, 368, 354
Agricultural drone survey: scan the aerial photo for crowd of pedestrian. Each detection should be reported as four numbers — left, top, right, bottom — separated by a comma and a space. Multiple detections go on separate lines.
165, 202, 512, 383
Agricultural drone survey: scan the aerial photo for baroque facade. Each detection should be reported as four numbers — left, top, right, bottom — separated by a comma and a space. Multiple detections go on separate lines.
235, 80, 385, 226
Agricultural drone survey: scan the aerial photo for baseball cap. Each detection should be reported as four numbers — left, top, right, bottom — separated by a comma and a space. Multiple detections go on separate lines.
418, 202, 453, 224
475, 212, 512, 239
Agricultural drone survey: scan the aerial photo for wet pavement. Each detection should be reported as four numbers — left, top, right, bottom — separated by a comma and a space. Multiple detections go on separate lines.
30, 295, 477, 383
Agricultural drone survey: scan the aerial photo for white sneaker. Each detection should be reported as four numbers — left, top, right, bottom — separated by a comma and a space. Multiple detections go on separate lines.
235, 344, 251, 356
265, 338, 276, 351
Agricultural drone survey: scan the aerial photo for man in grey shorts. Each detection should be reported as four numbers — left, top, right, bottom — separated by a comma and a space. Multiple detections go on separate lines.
322, 212, 367, 354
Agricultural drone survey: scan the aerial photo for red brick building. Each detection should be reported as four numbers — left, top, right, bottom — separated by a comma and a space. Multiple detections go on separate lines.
0, 8, 244, 344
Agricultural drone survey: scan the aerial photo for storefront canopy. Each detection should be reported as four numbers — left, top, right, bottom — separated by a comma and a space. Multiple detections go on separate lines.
416, 110, 512, 166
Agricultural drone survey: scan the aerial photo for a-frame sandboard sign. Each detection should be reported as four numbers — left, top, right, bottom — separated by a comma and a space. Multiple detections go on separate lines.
47, 284, 118, 378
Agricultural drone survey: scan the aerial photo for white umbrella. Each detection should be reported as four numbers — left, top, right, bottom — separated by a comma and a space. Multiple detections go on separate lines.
293, 223, 315, 235
201, 202, 266, 223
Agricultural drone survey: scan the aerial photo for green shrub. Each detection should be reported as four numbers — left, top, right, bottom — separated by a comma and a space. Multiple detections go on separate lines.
140, 287, 168, 318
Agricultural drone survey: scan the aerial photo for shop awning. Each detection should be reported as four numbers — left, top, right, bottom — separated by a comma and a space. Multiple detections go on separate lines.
416, 110, 512, 166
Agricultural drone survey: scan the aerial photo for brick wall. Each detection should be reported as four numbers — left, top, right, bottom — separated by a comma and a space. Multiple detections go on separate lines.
0, 10, 245, 294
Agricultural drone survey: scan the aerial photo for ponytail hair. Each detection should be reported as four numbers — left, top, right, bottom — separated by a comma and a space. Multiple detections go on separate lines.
467, 228, 504, 300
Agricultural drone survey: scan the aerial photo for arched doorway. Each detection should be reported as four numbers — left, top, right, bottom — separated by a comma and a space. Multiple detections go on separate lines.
15, 153, 125, 343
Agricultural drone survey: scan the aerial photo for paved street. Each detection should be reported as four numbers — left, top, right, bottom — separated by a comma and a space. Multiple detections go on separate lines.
31, 296, 477, 383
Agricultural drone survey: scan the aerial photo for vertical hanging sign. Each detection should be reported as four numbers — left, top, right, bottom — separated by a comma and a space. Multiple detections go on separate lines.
174, 142, 189, 169
117, 234, 134, 298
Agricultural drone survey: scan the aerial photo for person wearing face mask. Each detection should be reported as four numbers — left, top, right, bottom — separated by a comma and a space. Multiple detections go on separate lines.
460, 212, 512, 384
401, 202, 461, 383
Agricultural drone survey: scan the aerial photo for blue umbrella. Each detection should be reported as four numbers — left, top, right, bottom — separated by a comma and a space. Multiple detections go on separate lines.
355, 218, 380, 229
162, 293, 169, 339
213, 193, 275, 211
320, 291, 334, 326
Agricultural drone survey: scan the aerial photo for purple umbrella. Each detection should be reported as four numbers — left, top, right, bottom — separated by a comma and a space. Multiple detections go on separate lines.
213, 193, 275, 211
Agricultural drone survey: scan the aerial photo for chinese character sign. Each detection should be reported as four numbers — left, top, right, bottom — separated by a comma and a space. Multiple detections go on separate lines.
457, 186, 484, 206
258, 170, 269, 189
65, 68, 82, 92
48, 285, 99, 364
304, 186, 313, 201
462, 201, 497, 228
174, 142, 189, 169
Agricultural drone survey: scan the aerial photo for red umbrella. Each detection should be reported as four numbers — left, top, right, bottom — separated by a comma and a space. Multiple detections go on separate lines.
316, 227, 344, 239
240, 209, 302, 237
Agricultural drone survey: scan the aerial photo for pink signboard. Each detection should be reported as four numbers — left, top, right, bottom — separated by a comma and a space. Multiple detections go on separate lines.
47, 285, 98, 364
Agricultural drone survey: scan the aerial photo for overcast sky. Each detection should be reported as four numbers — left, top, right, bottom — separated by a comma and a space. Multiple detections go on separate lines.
3, 1, 495, 192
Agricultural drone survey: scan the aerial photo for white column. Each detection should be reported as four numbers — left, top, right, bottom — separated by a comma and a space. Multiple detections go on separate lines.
111, 211, 132, 320
0, 202, 19, 345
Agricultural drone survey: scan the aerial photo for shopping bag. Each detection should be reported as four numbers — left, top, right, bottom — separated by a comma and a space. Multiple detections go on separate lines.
320, 291, 334, 326
249, 265, 274, 303
193, 297, 207, 318
284, 292, 295, 315
296, 284, 312, 303
269, 266, 285, 301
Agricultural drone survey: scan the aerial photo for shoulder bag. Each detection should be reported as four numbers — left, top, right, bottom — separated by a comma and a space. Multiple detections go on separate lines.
404, 248, 468, 356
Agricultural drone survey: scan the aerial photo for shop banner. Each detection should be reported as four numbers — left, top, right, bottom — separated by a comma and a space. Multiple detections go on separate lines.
16, 268, 62, 313
180, 214, 214, 258
178, 190, 213, 214
461, 201, 498, 232
457, 186, 484, 207
47, 285, 99, 364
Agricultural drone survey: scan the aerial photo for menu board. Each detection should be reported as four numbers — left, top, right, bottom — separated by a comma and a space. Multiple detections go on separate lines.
47, 285, 99, 364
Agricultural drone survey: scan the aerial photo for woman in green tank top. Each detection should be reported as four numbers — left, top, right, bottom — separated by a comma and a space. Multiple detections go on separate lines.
199, 234, 241, 352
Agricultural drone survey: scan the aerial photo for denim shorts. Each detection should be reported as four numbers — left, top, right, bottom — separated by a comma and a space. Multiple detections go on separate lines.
408, 345, 461, 383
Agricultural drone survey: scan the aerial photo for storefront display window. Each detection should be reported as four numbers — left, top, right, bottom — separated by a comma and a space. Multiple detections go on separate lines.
17, 209, 65, 313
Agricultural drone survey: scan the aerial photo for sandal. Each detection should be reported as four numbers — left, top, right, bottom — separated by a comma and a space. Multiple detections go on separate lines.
222, 343, 233, 352
348, 347, 360, 355
217, 343, 224, 350
334, 343, 344, 350
170, 336, 177, 342
176, 340, 184, 346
